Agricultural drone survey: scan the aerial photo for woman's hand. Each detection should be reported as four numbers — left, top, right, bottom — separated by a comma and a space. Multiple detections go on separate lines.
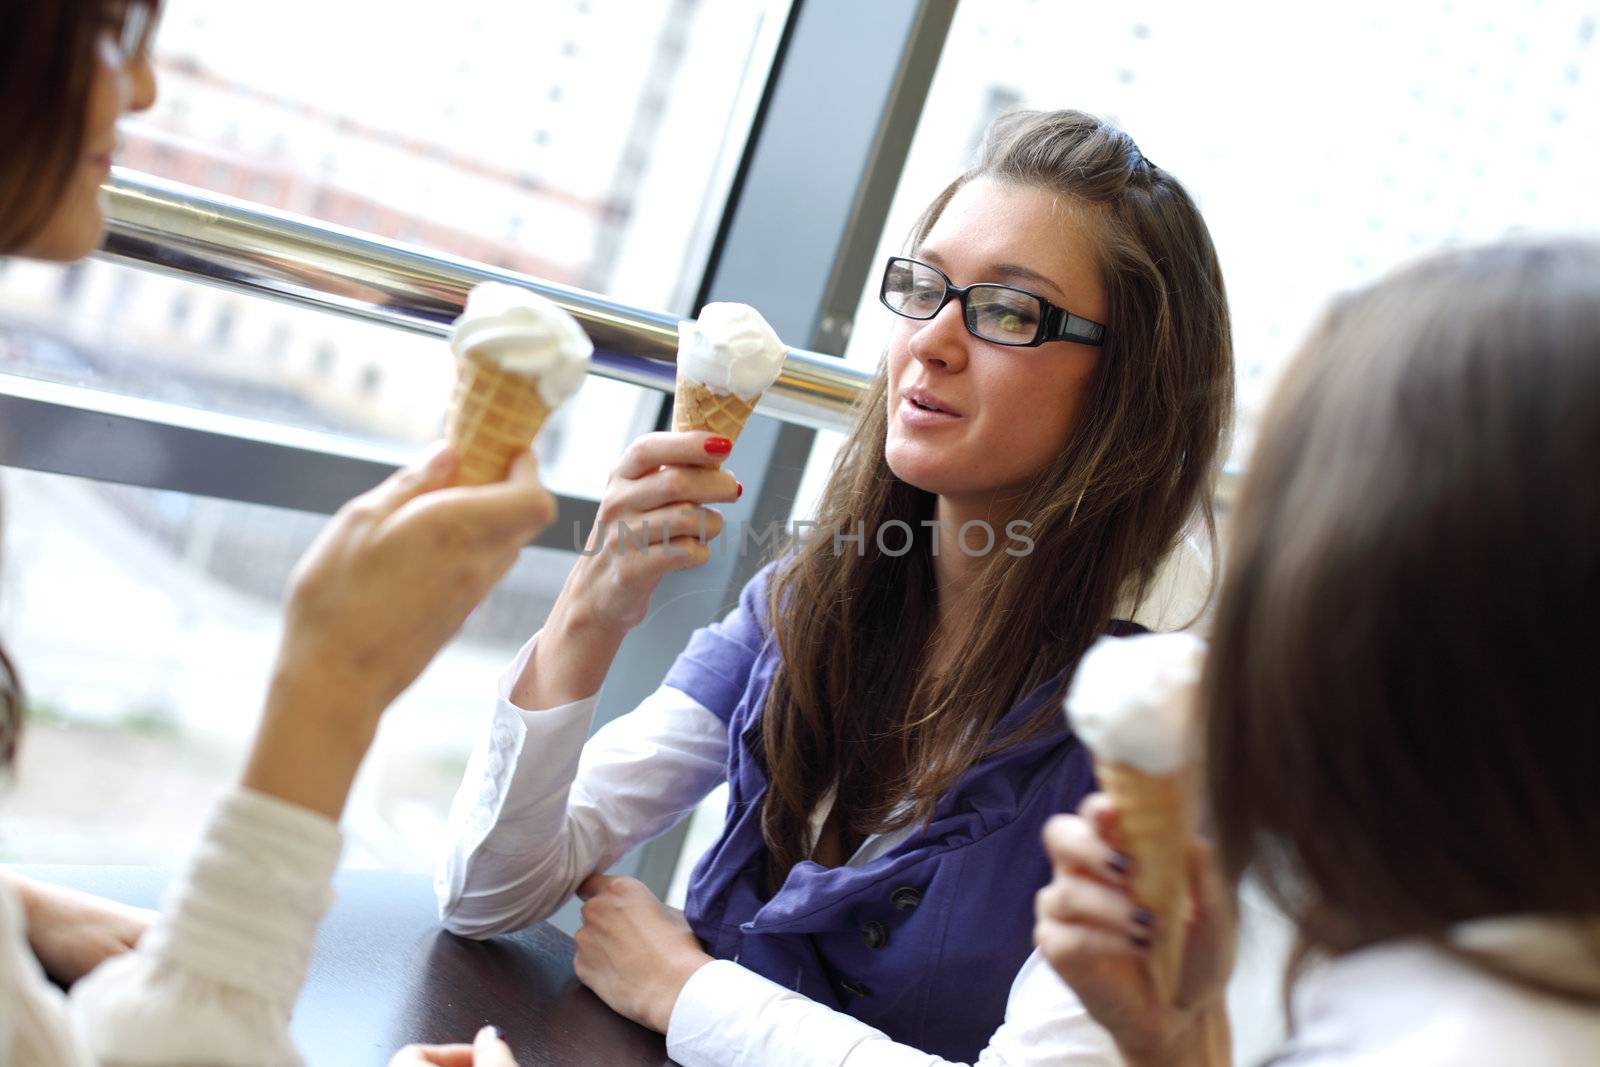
1034, 793, 1235, 1067
6, 874, 154, 986
514, 432, 738, 709
387, 1025, 517, 1066
245, 443, 556, 818
274, 442, 556, 716
572, 874, 713, 1033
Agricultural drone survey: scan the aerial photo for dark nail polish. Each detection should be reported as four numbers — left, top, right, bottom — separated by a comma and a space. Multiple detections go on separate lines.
1133, 907, 1156, 929
1106, 852, 1133, 877
705, 436, 734, 455
1130, 934, 1152, 951
736, 480, 744, 499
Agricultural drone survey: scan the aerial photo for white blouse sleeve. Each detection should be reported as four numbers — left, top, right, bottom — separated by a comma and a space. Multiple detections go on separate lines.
435, 631, 730, 938
667, 951, 1125, 1067
0, 787, 343, 1067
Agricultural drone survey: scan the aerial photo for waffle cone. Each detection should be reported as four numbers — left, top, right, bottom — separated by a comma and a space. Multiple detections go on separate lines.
445, 353, 553, 486
1097, 758, 1193, 1006
672, 372, 758, 464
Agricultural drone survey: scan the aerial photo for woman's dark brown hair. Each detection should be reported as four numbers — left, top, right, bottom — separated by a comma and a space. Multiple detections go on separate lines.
1205, 239, 1600, 1002
1, 0, 140, 752
760, 109, 1234, 881
0, 1, 105, 253
0, 488, 20, 771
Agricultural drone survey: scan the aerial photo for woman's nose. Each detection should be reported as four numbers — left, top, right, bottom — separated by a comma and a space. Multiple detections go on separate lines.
907, 298, 970, 372
128, 52, 158, 112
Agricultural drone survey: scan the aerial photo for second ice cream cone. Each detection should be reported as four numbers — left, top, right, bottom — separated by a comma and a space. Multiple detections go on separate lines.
672, 302, 786, 464
1096, 758, 1193, 1006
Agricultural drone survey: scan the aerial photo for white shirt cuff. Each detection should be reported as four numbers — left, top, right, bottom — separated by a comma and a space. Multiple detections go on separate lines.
668, 959, 889, 1067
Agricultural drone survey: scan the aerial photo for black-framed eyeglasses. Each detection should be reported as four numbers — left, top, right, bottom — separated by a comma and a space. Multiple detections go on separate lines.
878, 256, 1106, 348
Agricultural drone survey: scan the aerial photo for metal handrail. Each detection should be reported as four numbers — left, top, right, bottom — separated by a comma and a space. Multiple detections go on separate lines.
96, 169, 873, 434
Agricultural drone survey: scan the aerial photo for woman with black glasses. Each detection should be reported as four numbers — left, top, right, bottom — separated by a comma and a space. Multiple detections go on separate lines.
440, 108, 1233, 1066
0, 3, 550, 1064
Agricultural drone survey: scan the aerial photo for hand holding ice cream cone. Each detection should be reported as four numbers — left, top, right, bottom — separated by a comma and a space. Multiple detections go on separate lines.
672, 302, 786, 462
1063, 632, 1205, 1007
446, 282, 593, 485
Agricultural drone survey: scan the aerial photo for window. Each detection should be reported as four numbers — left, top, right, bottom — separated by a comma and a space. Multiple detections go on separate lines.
837, 1, 1599, 462
0, 0, 788, 470
0, 0, 790, 868
0, 467, 579, 871
789, 1, 1600, 517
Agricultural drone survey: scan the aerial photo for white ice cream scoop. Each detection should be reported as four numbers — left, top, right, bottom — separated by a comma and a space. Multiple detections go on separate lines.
676, 302, 786, 402
1063, 631, 1206, 775
450, 282, 592, 408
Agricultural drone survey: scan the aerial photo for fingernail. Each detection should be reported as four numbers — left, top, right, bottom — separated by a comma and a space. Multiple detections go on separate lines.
1133, 907, 1156, 929
704, 436, 733, 456
1106, 852, 1133, 877
477, 1024, 501, 1041
1130, 934, 1152, 952
736, 480, 744, 499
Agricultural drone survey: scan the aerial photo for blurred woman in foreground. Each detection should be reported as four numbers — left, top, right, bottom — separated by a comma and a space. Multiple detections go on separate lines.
1, 3, 553, 1063
1038, 238, 1600, 1065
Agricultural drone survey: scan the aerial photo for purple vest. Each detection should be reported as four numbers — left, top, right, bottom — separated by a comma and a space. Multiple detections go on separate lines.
664, 564, 1139, 1060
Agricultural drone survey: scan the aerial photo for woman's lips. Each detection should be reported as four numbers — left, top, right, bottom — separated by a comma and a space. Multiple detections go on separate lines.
898, 394, 963, 428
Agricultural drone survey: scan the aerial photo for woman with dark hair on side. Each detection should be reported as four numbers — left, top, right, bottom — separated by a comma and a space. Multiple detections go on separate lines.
1036, 239, 1600, 1065
437, 107, 1233, 1065
0, 3, 555, 1064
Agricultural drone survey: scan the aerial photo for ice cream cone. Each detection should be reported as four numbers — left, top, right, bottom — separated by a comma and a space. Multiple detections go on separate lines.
672, 370, 759, 456
446, 351, 554, 486
672, 303, 785, 463
443, 282, 592, 485
1096, 758, 1193, 1006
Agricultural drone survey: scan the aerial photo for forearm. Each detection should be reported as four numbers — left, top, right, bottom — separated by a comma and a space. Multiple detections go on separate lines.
240, 666, 383, 821
69, 789, 342, 1066
441, 679, 728, 936
511, 594, 629, 710
1119, 1006, 1230, 1067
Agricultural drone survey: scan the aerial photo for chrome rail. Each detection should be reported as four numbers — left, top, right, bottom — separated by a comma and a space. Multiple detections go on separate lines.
96, 169, 872, 434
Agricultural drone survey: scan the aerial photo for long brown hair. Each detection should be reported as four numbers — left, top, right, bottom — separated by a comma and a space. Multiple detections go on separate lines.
0, 1, 104, 253
760, 110, 1234, 882
1, 0, 135, 753
0, 487, 19, 771
1205, 239, 1600, 1002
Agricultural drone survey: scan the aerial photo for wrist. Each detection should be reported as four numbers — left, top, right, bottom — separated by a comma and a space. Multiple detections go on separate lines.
548, 589, 632, 648
1119, 1005, 1223, 1067
514, 599, 629, 710
651, 950, 713, 1034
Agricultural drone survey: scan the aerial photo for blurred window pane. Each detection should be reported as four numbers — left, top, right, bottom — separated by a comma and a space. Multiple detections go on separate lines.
827, 1, 1599, 471
0, 0, 789, 492
0, 467, 575, 869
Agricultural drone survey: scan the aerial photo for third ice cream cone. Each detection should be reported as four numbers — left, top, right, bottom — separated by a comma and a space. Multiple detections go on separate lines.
1064, 631, 1207, 1007
1096, 757, 1193, 1005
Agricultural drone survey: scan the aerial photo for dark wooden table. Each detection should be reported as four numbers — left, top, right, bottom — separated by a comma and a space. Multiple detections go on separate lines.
15, 865, 673, 1067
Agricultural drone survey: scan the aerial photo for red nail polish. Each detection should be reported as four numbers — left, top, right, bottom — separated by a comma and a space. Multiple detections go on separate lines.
736, 481, 744, 499
705, 436, 734, 456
